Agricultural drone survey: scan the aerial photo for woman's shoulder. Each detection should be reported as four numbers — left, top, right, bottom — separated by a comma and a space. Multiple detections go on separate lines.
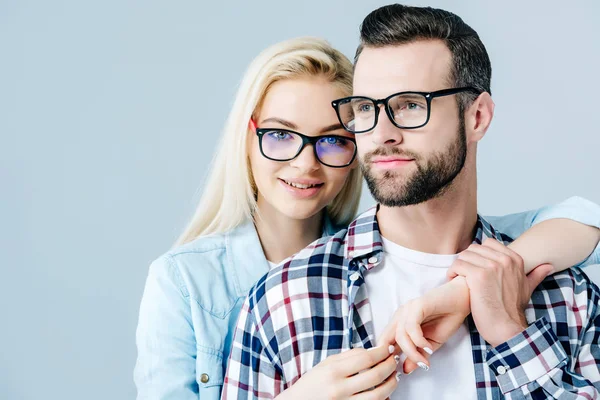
149, 232, 240, 318
148, 223, 267, 317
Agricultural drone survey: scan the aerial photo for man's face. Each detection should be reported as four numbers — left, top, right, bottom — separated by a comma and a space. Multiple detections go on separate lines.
353, 40, 467, 207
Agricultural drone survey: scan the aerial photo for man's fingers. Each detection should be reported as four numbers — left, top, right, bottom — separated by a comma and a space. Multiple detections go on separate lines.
481, 238, 523, 265
457, 250, 498, 270
526, 263, 554, 295
447, 259, 482, 280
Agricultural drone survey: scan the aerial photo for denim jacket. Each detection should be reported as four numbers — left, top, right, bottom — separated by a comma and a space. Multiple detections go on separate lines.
134, 196, 600, 400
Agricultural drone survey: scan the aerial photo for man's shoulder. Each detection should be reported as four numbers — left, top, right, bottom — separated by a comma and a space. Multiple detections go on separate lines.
530, 267, 600, 329
537, 267, 599, 296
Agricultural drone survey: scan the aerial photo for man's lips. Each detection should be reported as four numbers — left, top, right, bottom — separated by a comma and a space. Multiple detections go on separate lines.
371, 157, 415, 168
371, 156, 414, 163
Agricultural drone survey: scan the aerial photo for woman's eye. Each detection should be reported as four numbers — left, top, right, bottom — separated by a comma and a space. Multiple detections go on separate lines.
268, 131, 292, 140
320, 137, 346, 146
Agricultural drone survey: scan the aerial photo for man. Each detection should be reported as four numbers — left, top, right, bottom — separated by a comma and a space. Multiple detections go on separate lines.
223, 4, 600, 399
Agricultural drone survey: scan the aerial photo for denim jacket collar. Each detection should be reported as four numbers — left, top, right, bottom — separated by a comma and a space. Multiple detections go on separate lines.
227, 220, 270, 297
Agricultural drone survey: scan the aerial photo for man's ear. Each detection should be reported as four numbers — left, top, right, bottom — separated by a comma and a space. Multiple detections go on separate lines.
464, 92, 494, 143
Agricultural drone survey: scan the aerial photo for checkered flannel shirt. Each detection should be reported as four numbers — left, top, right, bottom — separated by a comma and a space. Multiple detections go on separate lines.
222, 206, 600, 399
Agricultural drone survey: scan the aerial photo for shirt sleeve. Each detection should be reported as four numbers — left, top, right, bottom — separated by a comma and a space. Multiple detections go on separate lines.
134, 256, 200, 399
222, 294, 285, 400
484, 196, 600, 267
485, 301, 600, 398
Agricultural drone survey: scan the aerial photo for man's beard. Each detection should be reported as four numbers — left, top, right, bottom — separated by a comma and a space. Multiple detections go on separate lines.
361, 123, 467, 207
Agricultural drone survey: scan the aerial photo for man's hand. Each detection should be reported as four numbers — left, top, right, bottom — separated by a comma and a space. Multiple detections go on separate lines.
447, 238, 553, 347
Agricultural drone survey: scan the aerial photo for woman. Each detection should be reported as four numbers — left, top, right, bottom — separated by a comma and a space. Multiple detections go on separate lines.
134, 37, 600, 399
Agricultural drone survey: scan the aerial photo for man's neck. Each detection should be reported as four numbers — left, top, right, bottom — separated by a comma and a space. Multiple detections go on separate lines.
377, 180, 478, 255
254, 197, 323, 264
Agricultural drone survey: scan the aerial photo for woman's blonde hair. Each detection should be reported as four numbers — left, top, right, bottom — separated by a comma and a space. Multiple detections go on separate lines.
176, 37, 362, 245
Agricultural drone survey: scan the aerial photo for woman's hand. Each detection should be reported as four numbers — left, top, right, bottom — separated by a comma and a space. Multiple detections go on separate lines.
378, 276, 471, 373
277, 344, 401, 400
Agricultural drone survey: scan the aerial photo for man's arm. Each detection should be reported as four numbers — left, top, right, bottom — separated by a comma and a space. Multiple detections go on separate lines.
486, 284, 600, 399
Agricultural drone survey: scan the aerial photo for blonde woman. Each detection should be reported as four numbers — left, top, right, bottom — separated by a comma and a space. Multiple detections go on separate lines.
134, 37, 600, 399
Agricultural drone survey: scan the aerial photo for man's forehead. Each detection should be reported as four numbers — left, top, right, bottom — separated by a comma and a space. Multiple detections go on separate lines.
353, 40, 452, 97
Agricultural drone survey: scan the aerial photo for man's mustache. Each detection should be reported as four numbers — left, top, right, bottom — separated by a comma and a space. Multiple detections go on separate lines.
362, 147, 420, 163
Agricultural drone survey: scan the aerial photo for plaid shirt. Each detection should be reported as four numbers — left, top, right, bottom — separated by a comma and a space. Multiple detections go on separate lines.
222, 206, 600, 399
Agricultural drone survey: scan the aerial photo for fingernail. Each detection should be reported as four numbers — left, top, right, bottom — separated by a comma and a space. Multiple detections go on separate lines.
417, 362, 429, 371
388, 345, 395, 354
394, 355, 400, 364
395, 372, 402, 381
423, 347, 433, 355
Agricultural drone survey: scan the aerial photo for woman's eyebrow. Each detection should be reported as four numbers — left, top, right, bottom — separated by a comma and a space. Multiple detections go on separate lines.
319, 123, 344, 134
260, 117, 297, 129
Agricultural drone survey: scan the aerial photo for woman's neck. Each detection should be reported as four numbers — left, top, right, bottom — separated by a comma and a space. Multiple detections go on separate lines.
254, 197, 324, 264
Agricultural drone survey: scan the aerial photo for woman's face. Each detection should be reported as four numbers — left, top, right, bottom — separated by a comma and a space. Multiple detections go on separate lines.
249, 76, 356, 222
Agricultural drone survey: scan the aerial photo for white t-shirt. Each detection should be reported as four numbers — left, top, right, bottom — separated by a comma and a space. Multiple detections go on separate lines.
365, 236, 477, 400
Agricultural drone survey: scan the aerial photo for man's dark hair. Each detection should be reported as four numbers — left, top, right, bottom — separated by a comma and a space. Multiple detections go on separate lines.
356, 4, 492, 111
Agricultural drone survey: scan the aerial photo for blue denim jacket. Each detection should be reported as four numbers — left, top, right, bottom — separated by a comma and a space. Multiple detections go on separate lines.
134, 197, 600, 400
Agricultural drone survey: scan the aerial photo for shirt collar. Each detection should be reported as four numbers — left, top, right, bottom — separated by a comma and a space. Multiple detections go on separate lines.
343, 206, 501, 267
344, 206, 384, 265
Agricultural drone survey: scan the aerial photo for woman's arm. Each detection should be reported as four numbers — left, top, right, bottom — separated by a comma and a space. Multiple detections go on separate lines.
134, 256, 199, 400
486, 196, 600, 272
508, 219, 600, 273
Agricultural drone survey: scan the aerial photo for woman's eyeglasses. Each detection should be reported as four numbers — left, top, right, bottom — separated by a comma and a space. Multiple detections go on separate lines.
250, 120, 357, 168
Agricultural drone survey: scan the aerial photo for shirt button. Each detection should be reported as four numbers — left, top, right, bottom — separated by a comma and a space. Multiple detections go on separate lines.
350, 272, 360, 282
200, 373, 210, 383
368, 256, 378, 264
497, 366, 507, 375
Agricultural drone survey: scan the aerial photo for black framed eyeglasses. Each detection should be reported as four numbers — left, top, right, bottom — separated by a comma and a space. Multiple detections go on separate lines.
331, 87, 481, 134
252, 122, 357, 168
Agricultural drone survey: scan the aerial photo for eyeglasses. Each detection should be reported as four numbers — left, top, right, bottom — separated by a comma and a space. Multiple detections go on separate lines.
331, 87, 481, 134
251, 120, 357, 168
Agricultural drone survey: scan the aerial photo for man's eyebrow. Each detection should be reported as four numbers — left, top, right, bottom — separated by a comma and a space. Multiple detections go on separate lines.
260, 118, 298, 130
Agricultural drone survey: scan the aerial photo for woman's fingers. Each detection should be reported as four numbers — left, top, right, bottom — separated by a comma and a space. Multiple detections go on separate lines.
395, 328, 429, 370
339, 345, 396, 377
326, 347, 372, 364
351, 365, 400, 400
403, 348, 430, 374
345, 353, 399, 396
405, 316, 434, 357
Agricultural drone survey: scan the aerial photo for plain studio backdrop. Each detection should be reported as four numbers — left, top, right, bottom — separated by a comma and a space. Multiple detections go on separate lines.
1, 0, 599, 399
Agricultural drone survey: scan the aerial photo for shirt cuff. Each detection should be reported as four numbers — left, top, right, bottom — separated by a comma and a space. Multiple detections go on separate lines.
485, 317, 568, 394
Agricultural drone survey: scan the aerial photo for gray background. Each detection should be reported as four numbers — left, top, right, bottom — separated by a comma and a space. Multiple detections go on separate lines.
2, 0, 599, 399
